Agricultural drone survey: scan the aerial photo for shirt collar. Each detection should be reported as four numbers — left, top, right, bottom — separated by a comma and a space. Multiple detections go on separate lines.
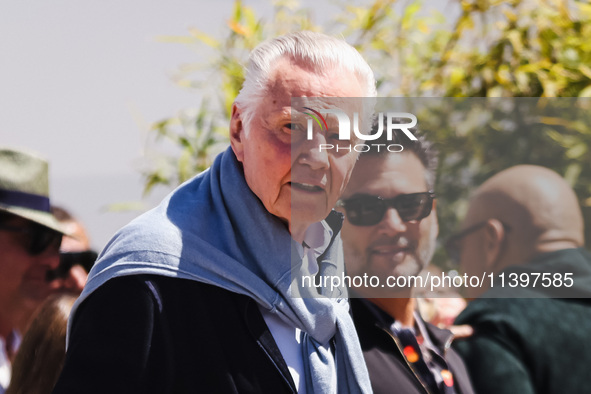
360, 299, 441, 355
303, 220, 333, 254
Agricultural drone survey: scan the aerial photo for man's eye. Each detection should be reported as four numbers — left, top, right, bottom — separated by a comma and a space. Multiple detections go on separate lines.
284, 123, 304, 133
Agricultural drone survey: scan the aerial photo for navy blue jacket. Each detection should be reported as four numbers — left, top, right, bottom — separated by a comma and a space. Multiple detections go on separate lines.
53, 275, 297, 393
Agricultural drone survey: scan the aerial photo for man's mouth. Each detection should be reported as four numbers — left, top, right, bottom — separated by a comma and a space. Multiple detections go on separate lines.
290, 182, 324, 193
368, 237, 414, 263
24, 269, 51, 282
370, 245, 410, 256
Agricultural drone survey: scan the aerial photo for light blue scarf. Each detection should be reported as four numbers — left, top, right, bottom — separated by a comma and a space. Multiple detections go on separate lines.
71, 147, 372, 393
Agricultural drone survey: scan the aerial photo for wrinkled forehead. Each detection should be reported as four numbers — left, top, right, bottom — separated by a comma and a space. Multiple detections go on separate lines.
293, 96, 368, 110
291, 96, 372, 125
344, 153, 429, 198
263, 58, 366, 102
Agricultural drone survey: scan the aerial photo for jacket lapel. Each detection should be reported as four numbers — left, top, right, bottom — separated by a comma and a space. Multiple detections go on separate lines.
237, 295, 298, 393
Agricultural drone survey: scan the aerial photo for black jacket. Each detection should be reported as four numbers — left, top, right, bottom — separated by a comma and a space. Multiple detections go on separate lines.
351, 299, 474, 394
454, 248, 591, 394
53, 275, 297, 394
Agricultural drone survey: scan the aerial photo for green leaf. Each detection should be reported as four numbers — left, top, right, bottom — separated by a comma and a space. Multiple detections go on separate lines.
188, 28, 220, 48
579, 84, 591, 98
565, 163, 582, 186
566, 143, 588, 159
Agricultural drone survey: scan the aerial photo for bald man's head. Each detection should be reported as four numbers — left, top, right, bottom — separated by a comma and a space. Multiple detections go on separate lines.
463, 165, 584, 271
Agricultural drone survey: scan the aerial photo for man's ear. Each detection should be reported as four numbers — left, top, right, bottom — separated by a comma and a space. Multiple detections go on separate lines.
483, 218, 506, 271
230, 104, 245, 162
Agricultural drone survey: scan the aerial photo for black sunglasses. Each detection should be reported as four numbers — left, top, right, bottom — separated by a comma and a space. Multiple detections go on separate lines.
46, 250, 98, 281
337, 191, 436, 226
0, 223, 62, 255
444, 221, 512, 264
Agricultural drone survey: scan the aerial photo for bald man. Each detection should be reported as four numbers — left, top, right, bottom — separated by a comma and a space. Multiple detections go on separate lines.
448, 165, 591, 394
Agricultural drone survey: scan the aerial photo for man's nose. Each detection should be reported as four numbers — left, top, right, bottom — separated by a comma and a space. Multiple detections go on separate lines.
36, 248, 61, 270
296, 133, 330, 170
376, 208, 407, 235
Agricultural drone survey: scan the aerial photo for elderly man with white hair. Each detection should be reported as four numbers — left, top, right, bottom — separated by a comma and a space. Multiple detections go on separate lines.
53, 32, 376, 394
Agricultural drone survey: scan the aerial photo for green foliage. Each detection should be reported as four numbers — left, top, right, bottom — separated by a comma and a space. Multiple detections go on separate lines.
142, 0, 591, 266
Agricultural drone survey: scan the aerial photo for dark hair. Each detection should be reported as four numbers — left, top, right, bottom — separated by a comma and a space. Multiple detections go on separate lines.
0, 211, 15, 223
360, 116, 439, 190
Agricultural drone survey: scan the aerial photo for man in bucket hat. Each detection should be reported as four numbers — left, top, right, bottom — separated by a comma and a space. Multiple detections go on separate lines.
0, 147, 67, 393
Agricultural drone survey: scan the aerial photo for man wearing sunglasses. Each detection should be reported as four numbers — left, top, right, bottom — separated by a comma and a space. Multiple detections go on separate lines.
0, 148, 67, 394
46, 206, 97, 295
338, 125, 474, 394
451, 165, 591, 394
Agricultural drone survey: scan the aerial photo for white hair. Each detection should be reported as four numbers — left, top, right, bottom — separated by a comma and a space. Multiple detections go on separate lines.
234, 31, 377, 130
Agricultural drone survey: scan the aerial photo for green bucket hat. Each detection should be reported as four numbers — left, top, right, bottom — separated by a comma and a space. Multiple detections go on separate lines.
0, 147, 68, 234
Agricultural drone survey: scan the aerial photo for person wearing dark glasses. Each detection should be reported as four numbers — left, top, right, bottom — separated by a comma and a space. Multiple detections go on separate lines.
339, 124, 474, 394
43, 206, 97, 295
451, 165, 591, 394
0, 148, 68, 394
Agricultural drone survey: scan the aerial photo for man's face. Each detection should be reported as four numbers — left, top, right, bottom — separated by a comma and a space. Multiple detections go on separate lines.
458, 230, 487, 299
0, 216, 61, 319
456, 209, 496, 299
54, 220, 90, 294
340, 153, 438, 295
231, 58, 365, 240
